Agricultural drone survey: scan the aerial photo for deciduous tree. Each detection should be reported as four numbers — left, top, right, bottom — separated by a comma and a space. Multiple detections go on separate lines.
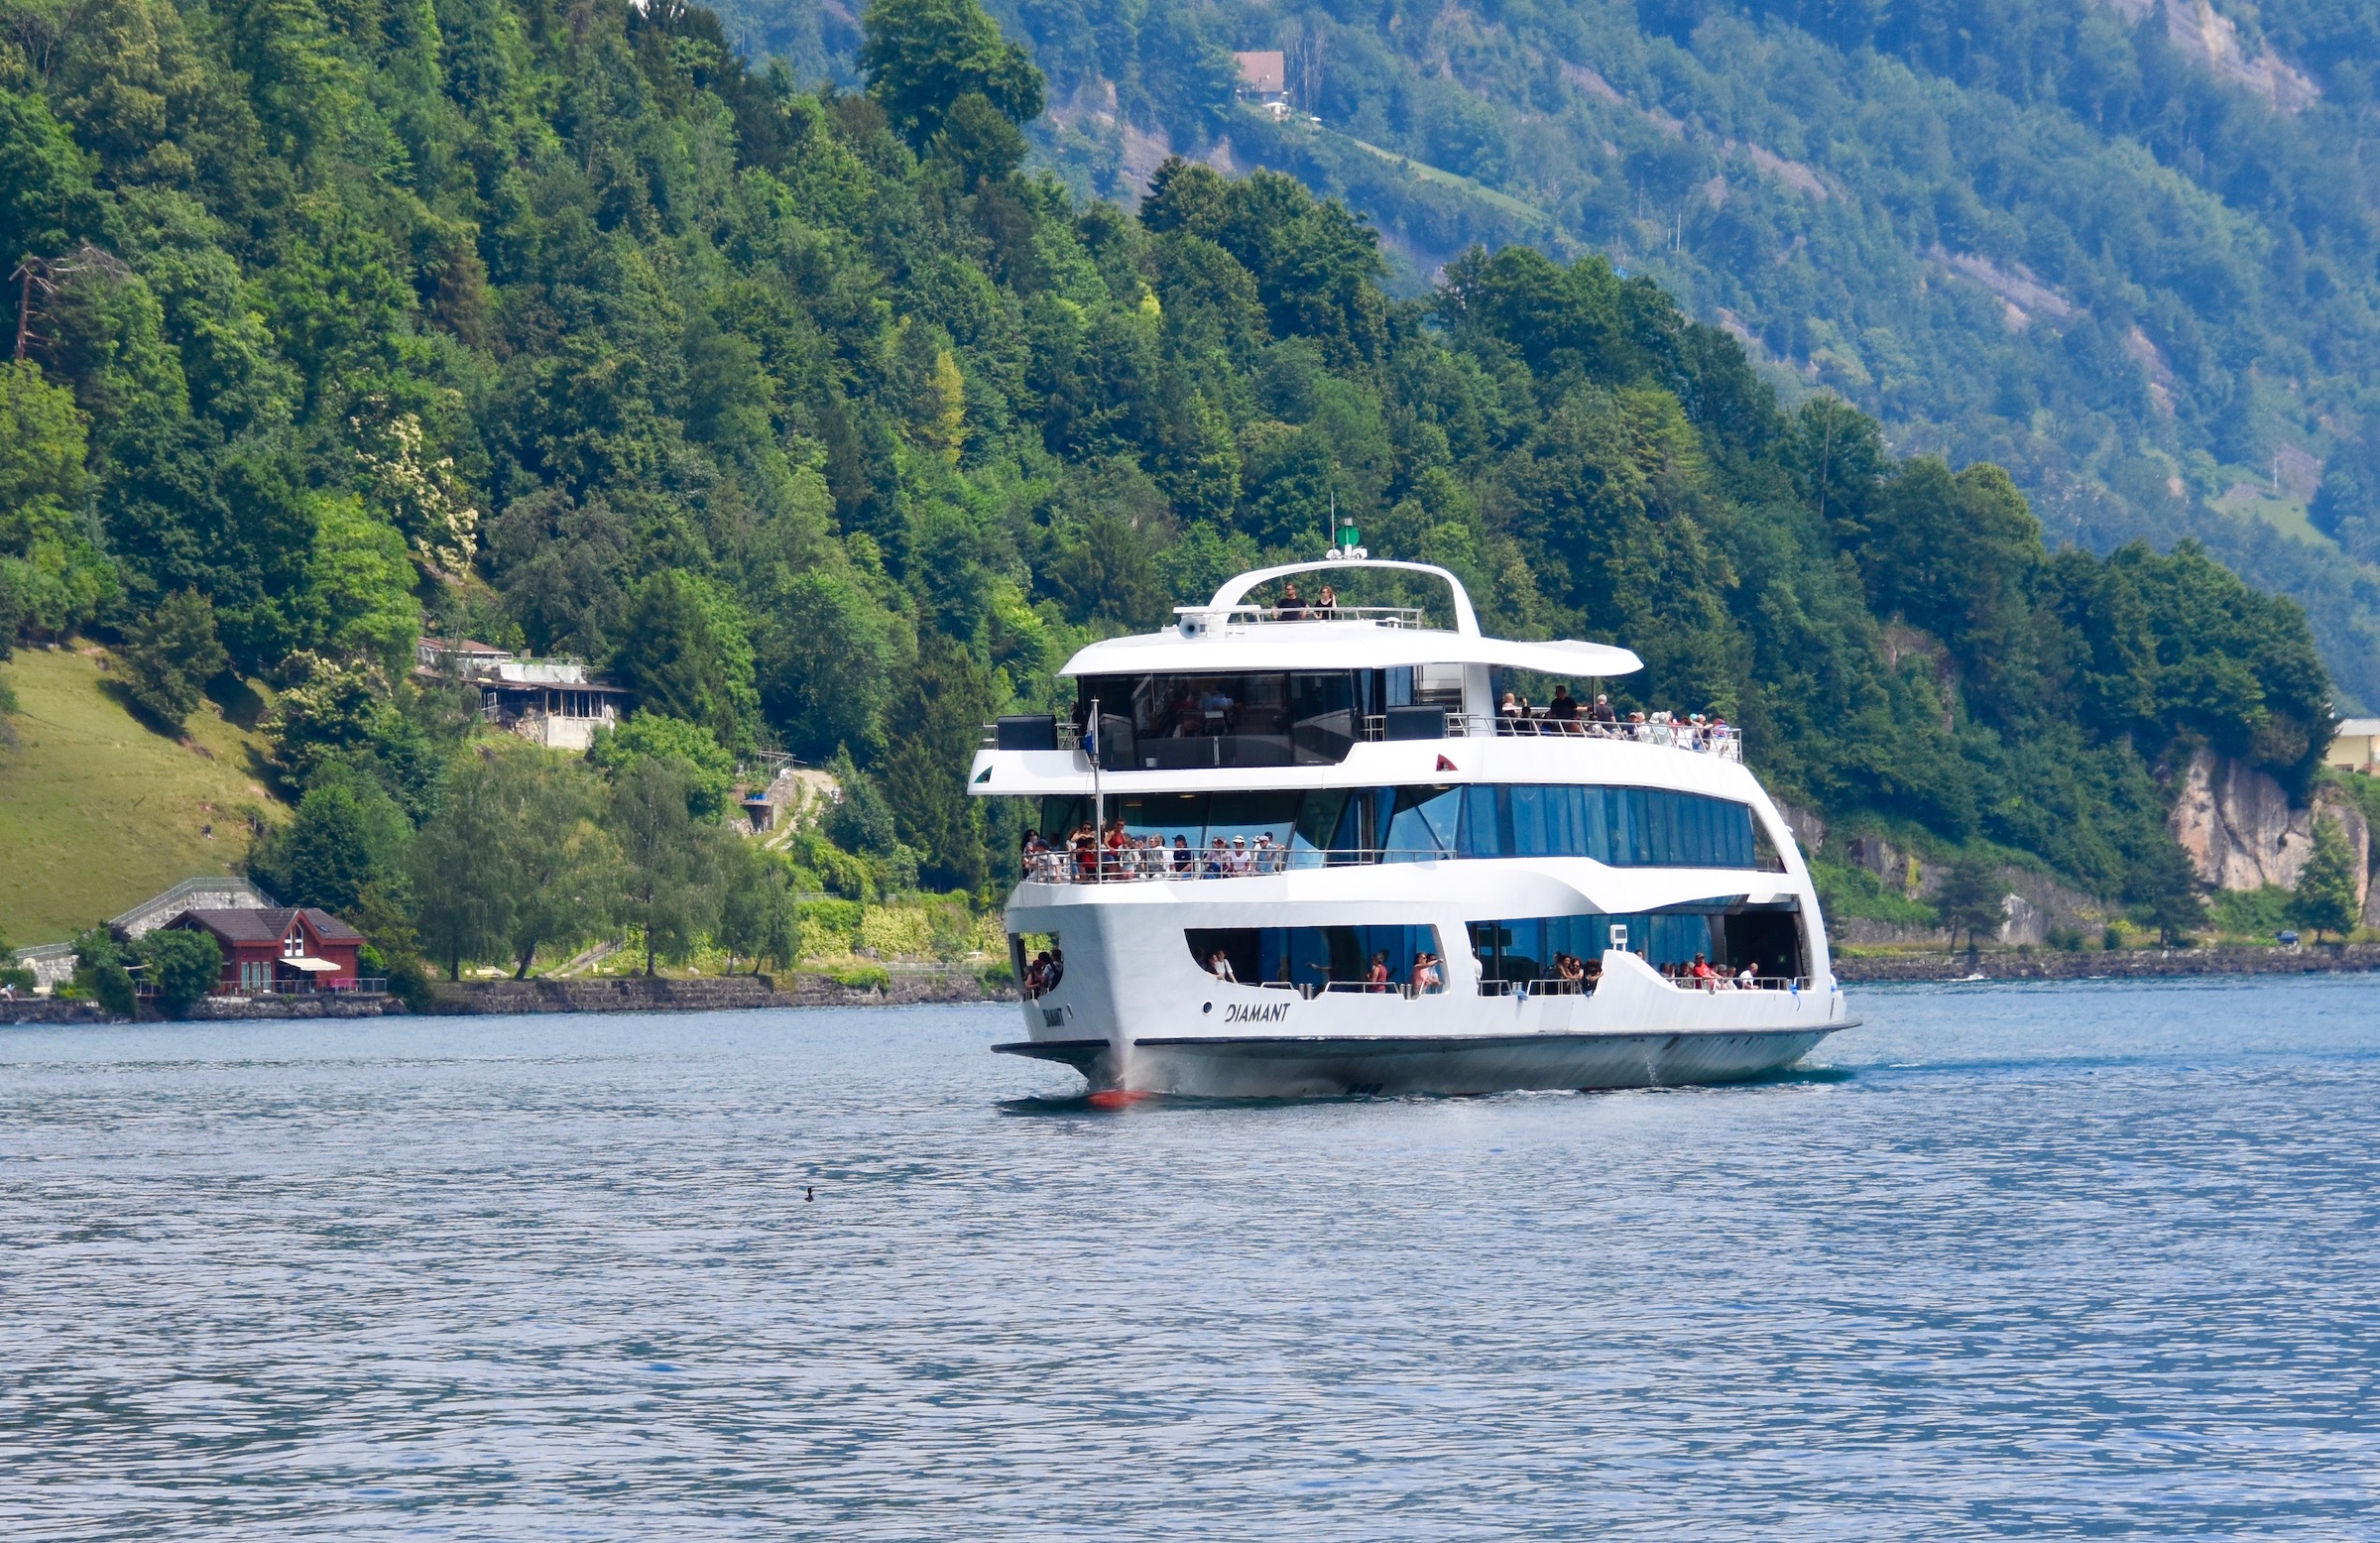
2293, 818, 2360, 943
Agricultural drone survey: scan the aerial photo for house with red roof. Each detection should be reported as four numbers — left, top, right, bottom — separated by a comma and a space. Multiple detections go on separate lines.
165, 908, 369, 995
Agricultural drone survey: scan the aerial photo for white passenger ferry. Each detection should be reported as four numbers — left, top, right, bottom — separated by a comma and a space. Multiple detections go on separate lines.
969, 552, 1850, 1098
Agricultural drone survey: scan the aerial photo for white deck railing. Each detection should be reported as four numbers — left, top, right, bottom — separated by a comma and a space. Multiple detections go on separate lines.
983, 715, 1741, 760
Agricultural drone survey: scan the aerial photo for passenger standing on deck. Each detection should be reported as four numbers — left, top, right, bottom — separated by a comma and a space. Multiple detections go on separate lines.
1277, 582, 1306, 620
1547, 685, 1581, 734
1367, 952, 1391, 993
1316, 584, 1339, 619
1172, 834, 1194, 874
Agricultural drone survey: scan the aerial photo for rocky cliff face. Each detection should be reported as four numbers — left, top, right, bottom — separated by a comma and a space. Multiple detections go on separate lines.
2168, 750, 2371, 912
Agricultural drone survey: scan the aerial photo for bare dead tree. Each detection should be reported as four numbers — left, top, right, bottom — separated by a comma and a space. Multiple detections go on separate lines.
11, 243, 128, 363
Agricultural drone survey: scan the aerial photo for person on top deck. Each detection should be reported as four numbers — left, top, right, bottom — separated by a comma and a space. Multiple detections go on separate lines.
1277, 581, 1306, 620
1172, 834, 1194, 874
1316, 584, 1339, 619
1547, 685, 1581, 732
1367, 952, 1391, 993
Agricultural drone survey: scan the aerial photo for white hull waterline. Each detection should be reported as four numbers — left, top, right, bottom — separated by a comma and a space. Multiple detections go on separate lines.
970, 554, 1853, 1098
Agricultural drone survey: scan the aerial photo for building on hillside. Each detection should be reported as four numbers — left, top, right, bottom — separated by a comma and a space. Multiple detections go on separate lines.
165, 907, 370, 996
740, 766, 802, 833
112, 877, 277, 939
8, 877, 279, 995
1235, 51, 1289, 116
2328, 718, 2380, 775
416, 638, 630, 752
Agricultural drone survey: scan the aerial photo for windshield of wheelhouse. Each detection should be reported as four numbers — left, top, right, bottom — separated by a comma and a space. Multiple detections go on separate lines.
1075, 672, 1366, 770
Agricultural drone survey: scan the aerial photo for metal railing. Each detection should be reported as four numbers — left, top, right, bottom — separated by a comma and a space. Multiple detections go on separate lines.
1222, 604, 1428, 628
1210, 978, 1448, 999
1477, 973, 1805, 997
982, 714, 1741, 760
166, 978, 393, 1000
1022, 846, 1457, 883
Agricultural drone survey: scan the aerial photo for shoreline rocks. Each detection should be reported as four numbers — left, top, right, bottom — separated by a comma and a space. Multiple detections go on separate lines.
1833, 943, 2380, 983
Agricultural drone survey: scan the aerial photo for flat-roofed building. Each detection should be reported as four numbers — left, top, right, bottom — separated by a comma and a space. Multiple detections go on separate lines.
2327, 717, 2380, 774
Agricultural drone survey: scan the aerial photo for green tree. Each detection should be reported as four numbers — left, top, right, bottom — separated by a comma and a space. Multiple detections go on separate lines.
0, 357, 110, 646
249, 770, 412, 915
2293, 818, 2361, 943
1935, 856, 2005, 956
608, 758, 721, 975
2128, 838, 2205, 947
879, 636, 995, 891
70, 927, 136, 1017
117, 588, 230, 730
136, 927, 221, 1018
611, 572, 758, 754
717, 839, 793, 973
500, 758, 622, 979
860, 0, 1044, 149
410, 754, 518, 980
589, 712, 738, 820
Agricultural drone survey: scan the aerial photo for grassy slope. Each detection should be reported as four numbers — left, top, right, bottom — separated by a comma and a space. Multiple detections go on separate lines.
0, 647, 288, 945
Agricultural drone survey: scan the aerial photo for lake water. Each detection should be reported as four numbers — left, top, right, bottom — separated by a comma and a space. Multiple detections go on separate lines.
3, 977, 2377, 1538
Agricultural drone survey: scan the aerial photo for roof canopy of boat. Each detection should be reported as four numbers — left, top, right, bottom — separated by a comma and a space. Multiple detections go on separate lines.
1059, 558, 1644, 680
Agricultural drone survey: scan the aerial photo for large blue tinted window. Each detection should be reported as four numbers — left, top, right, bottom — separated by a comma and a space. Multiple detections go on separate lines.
1187, 925, 1445, 992
1455, 785, 1756, 867
1470, 905, 1805, 986
1041, 784, 1764, 870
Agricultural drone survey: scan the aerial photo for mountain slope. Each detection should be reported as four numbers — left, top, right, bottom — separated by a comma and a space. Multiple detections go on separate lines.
0, 0, 2335, 946
0, 649, 284, 942
709, 0, 2380, 707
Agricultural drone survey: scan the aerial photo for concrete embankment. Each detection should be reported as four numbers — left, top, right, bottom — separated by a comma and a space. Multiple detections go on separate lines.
1834, 944, 2380, 984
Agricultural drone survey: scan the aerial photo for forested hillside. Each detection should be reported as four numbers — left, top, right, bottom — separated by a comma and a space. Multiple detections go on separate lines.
0, 0, 2332, 966
703, 0, 2380, 710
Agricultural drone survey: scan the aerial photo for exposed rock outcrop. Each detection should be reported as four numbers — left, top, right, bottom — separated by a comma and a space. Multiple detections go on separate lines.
1826, 831, 2110, 947
2167, 750, 2369, 908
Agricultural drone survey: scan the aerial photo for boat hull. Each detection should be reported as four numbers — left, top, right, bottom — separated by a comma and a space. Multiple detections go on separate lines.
996, 1024, 1840, 1098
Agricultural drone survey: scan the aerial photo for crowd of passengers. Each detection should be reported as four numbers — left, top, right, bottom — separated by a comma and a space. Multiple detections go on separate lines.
1022, 824, 1289, 880
1202, 945, 1448, 995
1507, 951, 1782, 992
1497, 684, 1733, 745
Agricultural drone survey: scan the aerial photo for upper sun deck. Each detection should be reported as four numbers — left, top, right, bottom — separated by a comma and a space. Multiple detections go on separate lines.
1059, 558, 1645, 681
973, 556, 1743, 792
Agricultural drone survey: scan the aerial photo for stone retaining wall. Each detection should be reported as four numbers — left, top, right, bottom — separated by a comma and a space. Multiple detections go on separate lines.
0, 998, 117, 1025
1835, 944, 2380, 983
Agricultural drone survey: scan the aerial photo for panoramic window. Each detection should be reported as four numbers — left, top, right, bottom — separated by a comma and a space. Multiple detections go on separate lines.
1076, 672, 1368, 769
1185, 925, 1445, 995
1470, 902, 1805, 991
1039, 784, 1779, 871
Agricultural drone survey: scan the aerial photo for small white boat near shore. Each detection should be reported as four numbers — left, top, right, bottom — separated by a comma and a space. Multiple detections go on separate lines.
969, 552, 1851, 1098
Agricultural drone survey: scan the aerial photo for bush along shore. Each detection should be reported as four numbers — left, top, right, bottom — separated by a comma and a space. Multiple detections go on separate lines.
1834, 944, 2380, 984
0, 967, 1003, 1025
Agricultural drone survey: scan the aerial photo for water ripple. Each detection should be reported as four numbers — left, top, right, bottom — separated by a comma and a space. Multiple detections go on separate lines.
3, 981, 2377, 1537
